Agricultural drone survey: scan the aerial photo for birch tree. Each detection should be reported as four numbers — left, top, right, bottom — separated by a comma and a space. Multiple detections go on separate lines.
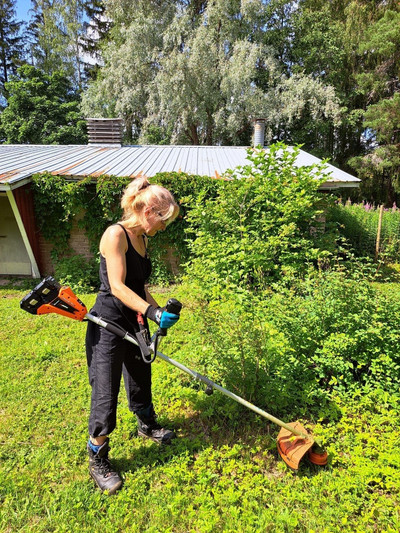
27, 0, 89, 89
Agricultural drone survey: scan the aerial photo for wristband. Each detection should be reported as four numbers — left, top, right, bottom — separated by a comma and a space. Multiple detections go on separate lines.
144, 305, 163, 325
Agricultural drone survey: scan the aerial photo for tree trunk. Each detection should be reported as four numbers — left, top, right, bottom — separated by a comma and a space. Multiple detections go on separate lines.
206, 111, 213, 145
188, 124, 199, 145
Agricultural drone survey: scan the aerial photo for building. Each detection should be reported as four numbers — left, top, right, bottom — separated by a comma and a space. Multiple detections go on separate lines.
0, 120, 360, 278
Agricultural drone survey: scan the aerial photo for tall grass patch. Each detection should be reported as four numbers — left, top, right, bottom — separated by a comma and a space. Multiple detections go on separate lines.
328, 202, 400, 260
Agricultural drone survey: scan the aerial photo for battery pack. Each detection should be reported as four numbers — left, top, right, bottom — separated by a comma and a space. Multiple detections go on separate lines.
20, 276, 87, 321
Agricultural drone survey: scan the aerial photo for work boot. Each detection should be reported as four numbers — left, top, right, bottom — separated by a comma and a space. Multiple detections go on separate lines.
136, 404, 176, 445
87, 438, 123, 494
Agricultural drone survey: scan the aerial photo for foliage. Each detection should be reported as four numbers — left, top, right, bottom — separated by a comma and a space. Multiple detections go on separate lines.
54, 253, 100, 292
275, 1, 400, 204
0, 64, 87, 144
178, 143, 400, 416
81, 174, 131, 249
348, 9, 400, 204
0, 0, 25, 98
148, 171, 222, 284
179, 268, 400, 415
81, 0, 112, 81
185, 143, 335, 298
270, 269, 400, 401
328, 201, 400, 261
32, 173, 78, 257
1, 286, 400, 532
25, 0, 91, 89
82, 0, 340, 146
80, 1, 176, 141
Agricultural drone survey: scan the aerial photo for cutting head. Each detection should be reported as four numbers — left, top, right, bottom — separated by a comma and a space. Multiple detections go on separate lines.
277, 422, 315, 470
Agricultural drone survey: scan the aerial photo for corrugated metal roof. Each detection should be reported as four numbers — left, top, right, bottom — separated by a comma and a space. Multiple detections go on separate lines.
0, 144, 359, 190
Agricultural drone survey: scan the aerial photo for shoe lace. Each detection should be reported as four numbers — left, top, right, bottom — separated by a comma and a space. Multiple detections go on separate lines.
94, 454, 114, 478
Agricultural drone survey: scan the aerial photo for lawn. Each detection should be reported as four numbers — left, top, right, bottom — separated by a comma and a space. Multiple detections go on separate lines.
0, 283, 399, 532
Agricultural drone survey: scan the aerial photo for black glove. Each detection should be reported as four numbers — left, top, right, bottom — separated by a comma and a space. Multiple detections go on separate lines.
145, 305, 179, 329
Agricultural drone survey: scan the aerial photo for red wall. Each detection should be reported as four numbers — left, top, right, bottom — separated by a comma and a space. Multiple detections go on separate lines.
12, 184, 44, 274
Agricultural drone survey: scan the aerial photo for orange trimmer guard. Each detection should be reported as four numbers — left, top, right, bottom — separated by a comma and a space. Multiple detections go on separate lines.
277, 422, 314, 470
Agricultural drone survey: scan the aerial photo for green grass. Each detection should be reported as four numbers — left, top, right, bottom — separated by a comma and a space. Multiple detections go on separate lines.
1, 285, 399, 532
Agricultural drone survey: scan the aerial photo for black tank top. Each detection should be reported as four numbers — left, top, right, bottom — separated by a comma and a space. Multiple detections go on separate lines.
92, 224, 152, 330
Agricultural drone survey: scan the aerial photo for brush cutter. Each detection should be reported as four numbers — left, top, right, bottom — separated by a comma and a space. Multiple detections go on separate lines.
20, 277, 328, 470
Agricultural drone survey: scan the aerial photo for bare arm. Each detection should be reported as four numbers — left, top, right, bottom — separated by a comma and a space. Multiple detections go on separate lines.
142, 235, 160, 308
99, 225, 151, 315
145, 286, 159, 308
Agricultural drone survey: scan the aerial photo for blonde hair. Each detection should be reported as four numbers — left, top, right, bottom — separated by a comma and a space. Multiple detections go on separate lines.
120, 176, 179, 228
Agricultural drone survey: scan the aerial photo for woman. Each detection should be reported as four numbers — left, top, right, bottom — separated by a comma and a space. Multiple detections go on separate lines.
86, 176, 180, 494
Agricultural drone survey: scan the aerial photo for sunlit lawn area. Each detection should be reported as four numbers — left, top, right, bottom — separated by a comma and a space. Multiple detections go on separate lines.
1, 283, 399, 532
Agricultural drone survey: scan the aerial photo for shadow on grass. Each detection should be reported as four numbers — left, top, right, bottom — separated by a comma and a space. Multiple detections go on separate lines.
113, 392, 331, 479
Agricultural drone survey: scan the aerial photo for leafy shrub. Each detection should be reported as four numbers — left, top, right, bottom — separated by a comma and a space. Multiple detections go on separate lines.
269, 270, 400, 400
53, 254, 99, 293
180, 290, 295, 412
185, 143, 336, 298
180, 268, 400, 416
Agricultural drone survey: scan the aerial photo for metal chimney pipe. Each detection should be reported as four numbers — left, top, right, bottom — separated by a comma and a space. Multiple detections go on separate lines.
253, 118, 266, 148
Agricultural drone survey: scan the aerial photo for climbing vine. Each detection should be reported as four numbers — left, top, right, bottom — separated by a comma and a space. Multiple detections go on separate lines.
32, 171, 220, 288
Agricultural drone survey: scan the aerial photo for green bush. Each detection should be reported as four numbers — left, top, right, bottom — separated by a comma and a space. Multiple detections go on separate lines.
185, 143, 336, 298
53, 254, 99, 293
180, 268, 400, 416
268, 269, 400, 402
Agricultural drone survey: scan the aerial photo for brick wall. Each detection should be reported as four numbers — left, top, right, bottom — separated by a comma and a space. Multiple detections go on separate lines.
37, 212, 94, 275
37, 233, 53, 274
69, 217, 93, 261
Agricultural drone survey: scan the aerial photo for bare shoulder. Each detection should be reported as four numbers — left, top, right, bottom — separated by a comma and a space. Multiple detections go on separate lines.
100, 224, 128, 255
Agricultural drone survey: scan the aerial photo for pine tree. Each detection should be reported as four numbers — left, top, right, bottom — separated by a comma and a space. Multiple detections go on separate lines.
349, 9, 400, 204
0, 0, 25, 98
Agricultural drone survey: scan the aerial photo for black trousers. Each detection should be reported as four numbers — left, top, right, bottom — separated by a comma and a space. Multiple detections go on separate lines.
86, 319, 152, 437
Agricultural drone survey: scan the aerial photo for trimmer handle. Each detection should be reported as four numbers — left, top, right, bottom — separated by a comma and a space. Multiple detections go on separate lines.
165, 298, 182, 316
157, 298, 182, 337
